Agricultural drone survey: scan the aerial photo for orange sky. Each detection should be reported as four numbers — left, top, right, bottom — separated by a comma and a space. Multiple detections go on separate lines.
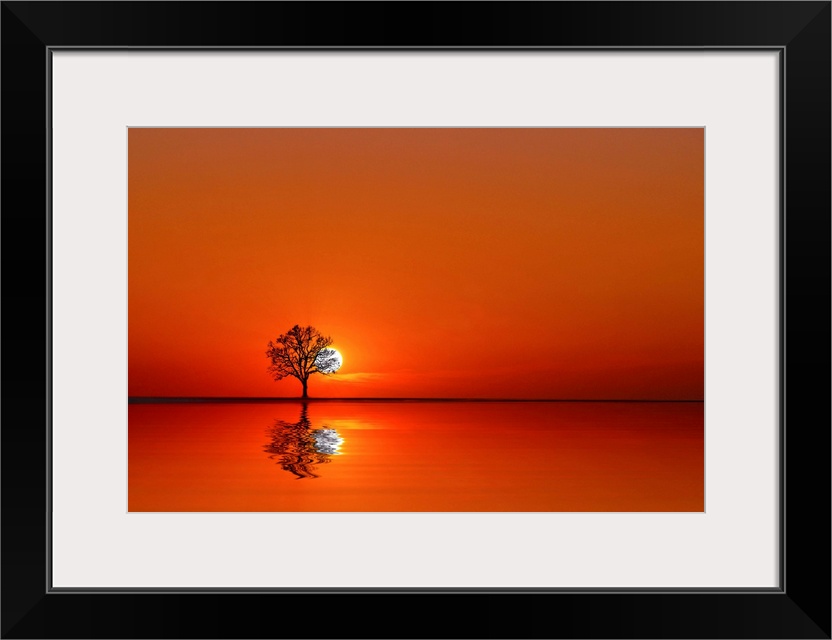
128, 128, 703, 399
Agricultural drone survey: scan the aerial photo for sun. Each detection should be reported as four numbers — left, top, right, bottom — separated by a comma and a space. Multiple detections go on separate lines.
314, 347, 343, 374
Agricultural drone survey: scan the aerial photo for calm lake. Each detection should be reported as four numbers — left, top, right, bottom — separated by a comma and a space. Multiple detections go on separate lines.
128, 401, 703, 512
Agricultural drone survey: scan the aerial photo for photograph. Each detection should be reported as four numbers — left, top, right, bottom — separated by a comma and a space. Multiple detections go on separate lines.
128, 127, 704, 512
3, 0, 828, 636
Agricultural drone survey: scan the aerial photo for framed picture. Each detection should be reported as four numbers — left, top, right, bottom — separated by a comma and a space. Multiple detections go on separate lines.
3, 2, 829, 638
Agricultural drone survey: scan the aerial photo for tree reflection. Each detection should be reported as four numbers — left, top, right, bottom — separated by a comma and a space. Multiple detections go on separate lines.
264, 404, 343, 479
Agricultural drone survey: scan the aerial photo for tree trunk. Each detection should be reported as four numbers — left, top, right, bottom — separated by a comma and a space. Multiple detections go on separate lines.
301, 378, 308, 399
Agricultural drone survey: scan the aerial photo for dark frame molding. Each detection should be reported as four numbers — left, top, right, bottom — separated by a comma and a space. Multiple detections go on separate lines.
2, 2, 829, 638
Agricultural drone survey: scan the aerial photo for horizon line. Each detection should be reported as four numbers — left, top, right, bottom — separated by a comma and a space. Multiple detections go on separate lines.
128, 397, 704, 404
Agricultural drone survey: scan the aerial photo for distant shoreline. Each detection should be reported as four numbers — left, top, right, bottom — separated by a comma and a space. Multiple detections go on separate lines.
128, 397, 704, 404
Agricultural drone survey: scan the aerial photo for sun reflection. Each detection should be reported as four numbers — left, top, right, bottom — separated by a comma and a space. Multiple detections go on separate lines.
312, 428, 344, 455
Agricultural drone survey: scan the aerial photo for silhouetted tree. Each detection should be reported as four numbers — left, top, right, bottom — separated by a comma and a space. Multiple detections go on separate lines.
266, 325, 333, 398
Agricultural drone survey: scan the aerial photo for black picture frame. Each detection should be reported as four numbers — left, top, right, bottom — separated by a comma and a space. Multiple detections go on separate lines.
2, 2, 829, 638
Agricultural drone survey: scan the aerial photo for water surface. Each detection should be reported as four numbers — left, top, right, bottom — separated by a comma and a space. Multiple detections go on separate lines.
128, 401, 703, 512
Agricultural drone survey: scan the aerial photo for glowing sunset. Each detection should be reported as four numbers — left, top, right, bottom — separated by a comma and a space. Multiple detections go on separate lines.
128, 127, 703, 512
